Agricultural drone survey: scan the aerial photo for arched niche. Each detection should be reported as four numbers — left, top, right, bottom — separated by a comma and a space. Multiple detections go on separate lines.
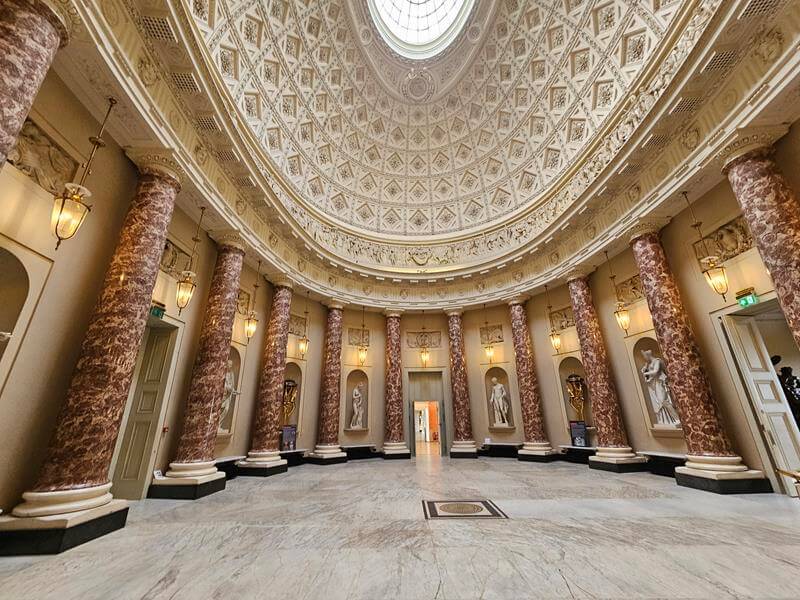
344, 369, 369, 431
0, 247, 30, 363
558, 356, 592, 427
632, 336, 682, 433
283, 361, 303, 428
217, 346, 242, 437
485, 366, 515, 430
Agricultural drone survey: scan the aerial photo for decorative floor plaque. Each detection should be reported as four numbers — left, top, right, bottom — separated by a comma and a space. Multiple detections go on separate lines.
422, 500, 508, 520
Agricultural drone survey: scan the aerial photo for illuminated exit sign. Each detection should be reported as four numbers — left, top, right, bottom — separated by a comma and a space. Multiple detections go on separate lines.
735, 287, 758, 308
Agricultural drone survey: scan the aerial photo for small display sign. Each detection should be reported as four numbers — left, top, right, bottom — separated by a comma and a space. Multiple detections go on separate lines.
569, 420, 588, 447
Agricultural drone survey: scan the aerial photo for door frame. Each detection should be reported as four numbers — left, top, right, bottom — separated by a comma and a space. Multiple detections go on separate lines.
110, 313, 183, 498
713, 291, 794, 494
404, 368, 450, 456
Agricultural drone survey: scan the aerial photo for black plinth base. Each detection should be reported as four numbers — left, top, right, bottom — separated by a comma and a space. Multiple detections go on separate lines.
383, 452, 411, 460
485, 445, 522, 458
216, 459, 241, 480
0, 508, 128, 556
560, 448, 595, 464
449, 451, 478, 459
147, 476, 226, 500
343, 446, 378, 460
518, 452, 560, 462
236, 463, 289, 478
646, 457, 684, 478
305, 455, 348, 465
676, 472, 773, 495
280, 451, 306, 467
589, 459, 649, 473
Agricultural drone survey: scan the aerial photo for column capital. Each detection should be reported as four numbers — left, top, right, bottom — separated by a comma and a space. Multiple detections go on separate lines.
565, 267, 591, 283
125, 147, 184, 189
270, 275, 294, 290
325, 298, 346, 311
211, 229, 247, 253
716, 125, 788, 172
40, 0, 78, 47
507, 295, 528, 307
626, 219, 668, 244
383, 309, 404, 318
445, 308, 464, 317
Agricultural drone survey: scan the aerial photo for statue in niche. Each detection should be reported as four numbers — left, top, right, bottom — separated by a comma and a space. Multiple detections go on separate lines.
282, 380, 297, 424
489, 377, 510, 426
350, 381, 366, 429
640, 349, 681, 426
566, 374, 586, 421
218, 359, 237, 429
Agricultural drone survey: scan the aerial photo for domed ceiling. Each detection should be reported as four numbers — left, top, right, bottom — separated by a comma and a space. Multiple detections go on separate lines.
193, 0, 678, 241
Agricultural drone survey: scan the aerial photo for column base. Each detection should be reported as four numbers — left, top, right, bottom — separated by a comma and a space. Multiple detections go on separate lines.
236, 452, 289, 478
382, 442, 411, 459
589, 447, 648, 473
449, 440, 478, 458
306, 444, 348, 465
0, 499, 128, 555
675, 466, 771, 494
518, 442, 559, 462
148, 470, 226, 500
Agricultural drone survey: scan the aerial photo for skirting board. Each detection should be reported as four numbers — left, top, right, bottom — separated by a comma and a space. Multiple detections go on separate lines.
0, 508, 128, 556
147, 476, 226, 500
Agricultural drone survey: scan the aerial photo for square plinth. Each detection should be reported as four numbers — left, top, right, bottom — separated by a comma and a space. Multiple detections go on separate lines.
235, 462, 289, 478
675, 471, 773, 494
147, 475, 226, 500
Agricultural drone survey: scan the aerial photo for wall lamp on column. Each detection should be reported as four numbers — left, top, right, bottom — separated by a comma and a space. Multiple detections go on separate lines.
544, 284, 562, 353
176, 206, 205, 315
51, 97, 116, 250
682, 191, 729, 300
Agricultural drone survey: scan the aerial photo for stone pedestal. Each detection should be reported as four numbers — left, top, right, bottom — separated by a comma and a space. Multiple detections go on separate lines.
630, 226, 765, 491
509, 299, 556, 461
0, 0, 67, 165
308, 301, 347, 463
0, 164, 180, 553
383, 311, 410, 459
567, 273, 644, 471
238, 281, 292, 477
447, 311, 477, 458
152, 238, 245, 498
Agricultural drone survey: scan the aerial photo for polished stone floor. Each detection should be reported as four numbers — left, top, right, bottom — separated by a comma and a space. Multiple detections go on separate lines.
1, 456, 799, 599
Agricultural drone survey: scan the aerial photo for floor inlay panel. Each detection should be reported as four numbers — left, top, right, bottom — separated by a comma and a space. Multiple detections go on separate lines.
423, 499, 508, 519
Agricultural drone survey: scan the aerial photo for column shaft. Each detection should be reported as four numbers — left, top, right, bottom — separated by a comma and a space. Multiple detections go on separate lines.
313, 305, 345, 457
567, 276, 632, 455
244, 285, 292, 465
16, 170, 178, 515
447, 312, 476, 454
170, 242, 244, 474
631, 231, 735, 457
0, 0, 65, 164
383, 314, 408, 456
726, 148, 800, 350
509, 302, 552, 455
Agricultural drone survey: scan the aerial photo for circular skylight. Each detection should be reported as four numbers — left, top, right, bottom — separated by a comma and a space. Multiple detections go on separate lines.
368, 0, 476, 60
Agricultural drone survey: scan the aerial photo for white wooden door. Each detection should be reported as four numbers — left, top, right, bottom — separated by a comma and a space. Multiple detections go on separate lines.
724, 315, 800, 495
112, 328, 173, 499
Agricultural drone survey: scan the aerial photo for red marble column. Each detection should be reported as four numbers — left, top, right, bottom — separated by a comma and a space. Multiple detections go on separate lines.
165, 237, 245, 482
567, 273, 641, 465
447, 310, 477, 456
725, 147, 800, 352
0, 0, 67, 165
239, 281, 292, 474
309, 301, 347, 461
509, 299, 554, 459
383, 311, 409, 457
10, 164, 180, 517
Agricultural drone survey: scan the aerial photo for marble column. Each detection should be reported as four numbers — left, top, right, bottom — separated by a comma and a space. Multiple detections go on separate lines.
509, 298, 555, 461
0, 163, 179, 529
308, 301, 347, 463
567, 272, 644, 469
0, 0, 67, 166
383, 311, 409, 458
238, 280, 292, 476
155, 236, 245, 495
630, 226, 764, 486
725, 145, 800, 351
447, 310, 477, 457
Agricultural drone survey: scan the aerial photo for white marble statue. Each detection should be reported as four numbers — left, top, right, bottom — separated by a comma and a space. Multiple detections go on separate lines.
218, 359, 237, 430
489, 377, 510, 426
350, 381, 365, 429
640, 349, 681, 426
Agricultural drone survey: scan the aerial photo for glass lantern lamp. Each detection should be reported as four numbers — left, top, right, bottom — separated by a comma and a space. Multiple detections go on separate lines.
175, 270, 196, 315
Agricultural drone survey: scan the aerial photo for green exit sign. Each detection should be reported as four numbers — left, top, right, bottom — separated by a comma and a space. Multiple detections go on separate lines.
149, 304, 166, 319
736, 288, 758, 308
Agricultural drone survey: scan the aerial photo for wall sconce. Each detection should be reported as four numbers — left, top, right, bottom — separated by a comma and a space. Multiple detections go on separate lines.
298, 291, 310, 359
544, 284, 562, 353
482, 303, 494, 364
357, 305, 368, 366
52, 98, 116, 249
605, 251, 630, 335
683, 191, 729, 301
176, 207, 205, 315
419, 309, 430, 367
244, 260, 261, 342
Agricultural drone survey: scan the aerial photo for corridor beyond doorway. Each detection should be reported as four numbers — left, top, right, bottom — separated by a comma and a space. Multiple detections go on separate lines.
414, 400, 440, 456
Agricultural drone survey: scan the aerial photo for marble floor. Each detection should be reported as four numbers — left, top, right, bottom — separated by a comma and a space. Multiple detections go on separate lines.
1, 456, 799, 599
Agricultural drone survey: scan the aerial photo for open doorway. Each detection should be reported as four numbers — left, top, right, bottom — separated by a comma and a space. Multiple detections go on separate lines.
111, 314, 180, 499
408, 371, 446, 457
721, 298, 800, 496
